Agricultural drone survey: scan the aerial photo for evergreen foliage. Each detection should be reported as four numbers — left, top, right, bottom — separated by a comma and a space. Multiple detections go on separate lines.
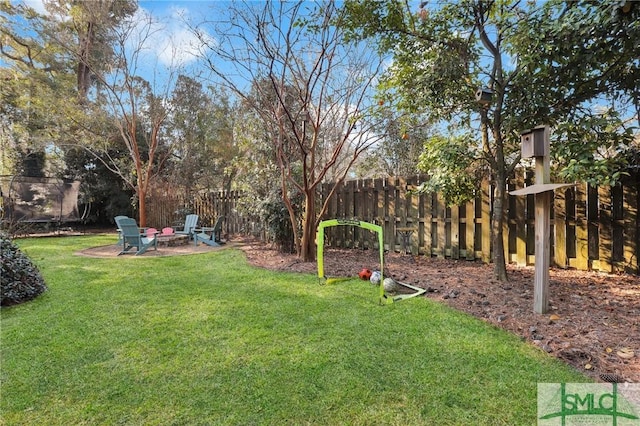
0, 234, 47, 306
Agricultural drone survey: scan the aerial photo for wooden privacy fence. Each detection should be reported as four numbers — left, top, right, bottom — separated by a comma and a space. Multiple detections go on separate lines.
145, 190, 247, 237
320, 174, 639, 275
144, 173, 639, 274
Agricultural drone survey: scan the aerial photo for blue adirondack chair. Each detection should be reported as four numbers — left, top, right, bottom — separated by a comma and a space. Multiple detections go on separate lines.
174, 214, 199, 240
114, 215, 130, 246
118, 217, 158, 255
194, 216, 224, 247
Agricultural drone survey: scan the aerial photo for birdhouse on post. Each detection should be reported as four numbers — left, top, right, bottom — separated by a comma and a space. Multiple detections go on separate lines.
521, 126, 549, 158
511, 125, 577, 314
510, 125, 575, 314
475, 88, 493, 106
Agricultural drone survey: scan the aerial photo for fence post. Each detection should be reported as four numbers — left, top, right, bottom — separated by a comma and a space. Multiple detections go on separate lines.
374, 178, 384, 249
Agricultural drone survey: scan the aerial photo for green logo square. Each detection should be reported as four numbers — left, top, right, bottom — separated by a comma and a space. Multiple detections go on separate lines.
538, 383, 640, 425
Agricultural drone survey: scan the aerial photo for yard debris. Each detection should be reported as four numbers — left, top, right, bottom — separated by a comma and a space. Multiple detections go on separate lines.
617, 347, 635, 360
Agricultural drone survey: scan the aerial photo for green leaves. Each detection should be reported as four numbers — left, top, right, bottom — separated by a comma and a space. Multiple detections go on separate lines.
416, 134, 481, 205
552, 111, 635, 186
344, 0, 638, 192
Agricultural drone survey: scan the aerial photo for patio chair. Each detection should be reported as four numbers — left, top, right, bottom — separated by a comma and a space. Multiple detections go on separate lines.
118, 217, 158, 255
174, 214, 198, 240
114, 215, 129, 246
161, 227, 175, 236
194, 216, 224, 247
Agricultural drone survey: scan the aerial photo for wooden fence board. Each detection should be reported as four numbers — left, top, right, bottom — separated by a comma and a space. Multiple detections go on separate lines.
554, 188, 568, 268
574, 183, 590, 270
451, 205, 460, 259
598, 186, 613, 273
623, 183, 639, 274
437, 192, 446, 258
318, 176, 637, 274
481, 181, 491, 263
514, 172, 527, 266
422, 192, 433, 256
465, 201, 475, 260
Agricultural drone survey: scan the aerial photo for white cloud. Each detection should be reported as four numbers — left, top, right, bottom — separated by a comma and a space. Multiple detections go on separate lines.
138, 4, 213, 68
157, 27, 200, 66
17, 0, 47, 15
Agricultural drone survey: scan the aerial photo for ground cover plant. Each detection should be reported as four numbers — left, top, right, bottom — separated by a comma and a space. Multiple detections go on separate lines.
1, 236, 589, 425
0, 233, 47, 306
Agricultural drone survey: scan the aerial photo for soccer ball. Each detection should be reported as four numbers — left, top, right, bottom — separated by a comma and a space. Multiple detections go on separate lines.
370, 271, 381, 285
358, 268, 372, 281
383, 277, 398, 293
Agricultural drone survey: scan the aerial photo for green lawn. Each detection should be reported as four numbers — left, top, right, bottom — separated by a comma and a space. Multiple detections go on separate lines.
1, 235, 588, 425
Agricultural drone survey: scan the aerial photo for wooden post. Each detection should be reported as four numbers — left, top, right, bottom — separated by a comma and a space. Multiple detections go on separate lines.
534, 146, 551, 314
515, 125, 553, 314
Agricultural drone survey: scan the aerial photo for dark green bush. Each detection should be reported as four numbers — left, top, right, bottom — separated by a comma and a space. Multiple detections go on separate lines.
259, 189, 304, 255
1, 234, 47, 306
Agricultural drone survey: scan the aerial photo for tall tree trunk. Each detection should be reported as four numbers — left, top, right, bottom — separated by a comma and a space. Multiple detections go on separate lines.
138, 190, 147, 228
77, 21, 94, 102
137, 170, 147, 227
492, 171, 508, 281
300, 189, 316, 262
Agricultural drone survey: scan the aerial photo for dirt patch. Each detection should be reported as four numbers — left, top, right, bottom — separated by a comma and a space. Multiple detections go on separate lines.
236, 237, 640, 383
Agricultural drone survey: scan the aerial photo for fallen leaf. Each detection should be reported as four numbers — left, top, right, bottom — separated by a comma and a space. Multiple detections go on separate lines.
606, 347, 613, 353
549, 314, 561, 321
617, 348, 635, 359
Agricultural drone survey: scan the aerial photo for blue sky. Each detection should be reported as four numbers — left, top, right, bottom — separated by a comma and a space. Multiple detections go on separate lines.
19, 0, 216, 69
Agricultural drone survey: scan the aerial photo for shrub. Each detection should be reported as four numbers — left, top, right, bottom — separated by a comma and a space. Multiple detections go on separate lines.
259, 189, 303, 254
1, 233, 47, 306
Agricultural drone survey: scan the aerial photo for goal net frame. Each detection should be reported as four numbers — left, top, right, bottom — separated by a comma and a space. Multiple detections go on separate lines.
317, 218, 427, 305
316, 219, 386, 304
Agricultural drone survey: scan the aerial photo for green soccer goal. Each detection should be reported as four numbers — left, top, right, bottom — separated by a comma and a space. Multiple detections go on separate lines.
316, 219, 426, 305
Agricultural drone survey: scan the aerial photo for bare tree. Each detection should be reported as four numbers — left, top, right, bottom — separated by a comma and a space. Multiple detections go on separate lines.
66, 10, 183, 227
194, 0, 384, 260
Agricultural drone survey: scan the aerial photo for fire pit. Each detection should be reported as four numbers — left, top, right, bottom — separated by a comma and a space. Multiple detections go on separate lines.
156, 234, 189, 247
